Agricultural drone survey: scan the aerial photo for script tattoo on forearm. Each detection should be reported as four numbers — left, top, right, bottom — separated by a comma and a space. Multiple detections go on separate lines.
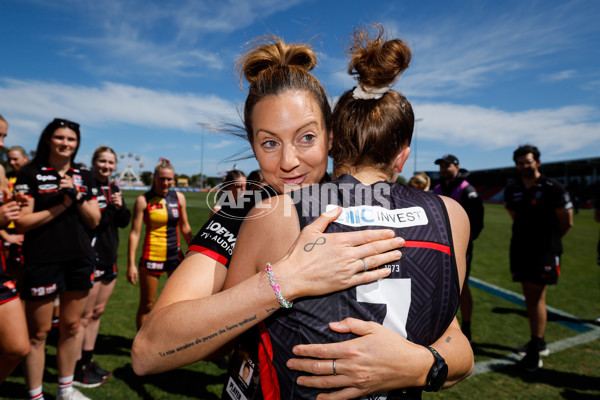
157, 314, 258, 357
303, 236, 326, 252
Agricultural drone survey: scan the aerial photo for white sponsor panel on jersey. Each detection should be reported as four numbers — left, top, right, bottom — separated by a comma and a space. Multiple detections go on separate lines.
325, 204, 428, 228
38, 184, 58, 191
36, 174, 57, 181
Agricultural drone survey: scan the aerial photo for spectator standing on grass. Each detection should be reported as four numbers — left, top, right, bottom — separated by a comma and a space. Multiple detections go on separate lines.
433, 154, 484, 342
127, 158, 192, 330
504, 144, 573, 371
73, 146, 131, 388
15, 118, 101, 400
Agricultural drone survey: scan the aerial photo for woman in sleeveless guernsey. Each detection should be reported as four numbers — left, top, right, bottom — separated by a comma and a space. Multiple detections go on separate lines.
127, 158, 192, 330
133, 35, 472, 398
224, 27, 472, 399
74, 146, 131, 387
15, 118, 101, 400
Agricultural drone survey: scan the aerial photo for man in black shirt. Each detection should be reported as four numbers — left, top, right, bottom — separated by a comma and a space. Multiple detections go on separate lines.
504, 144, 573, 371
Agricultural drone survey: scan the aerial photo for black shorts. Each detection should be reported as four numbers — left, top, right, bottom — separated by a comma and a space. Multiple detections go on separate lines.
22, 255, 95, 301
0, 273, 19, 305
94, 264, 118, 283
139, 254, 183, 276
510, 250, 560, 285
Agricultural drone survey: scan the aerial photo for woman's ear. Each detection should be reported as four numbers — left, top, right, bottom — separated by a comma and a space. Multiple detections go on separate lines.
327, 130, 333, 152
394, 147, 411, 173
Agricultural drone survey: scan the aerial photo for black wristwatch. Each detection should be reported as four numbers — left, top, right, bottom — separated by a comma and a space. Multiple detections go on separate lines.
423, 346, 448, 392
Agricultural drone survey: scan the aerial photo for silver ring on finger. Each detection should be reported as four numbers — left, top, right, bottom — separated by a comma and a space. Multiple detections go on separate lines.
360, 257, 369, 271
332, 359, 337, 375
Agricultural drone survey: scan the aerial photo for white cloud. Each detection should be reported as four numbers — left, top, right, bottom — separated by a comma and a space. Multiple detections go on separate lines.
44, 0, 306, 77
378, 2, 595, 98
540, 70, 577, 82
415, 102, 600, 154
208, 140, 240, 150
0, 78, 239, 134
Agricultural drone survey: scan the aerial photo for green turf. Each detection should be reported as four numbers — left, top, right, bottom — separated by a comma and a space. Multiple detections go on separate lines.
2, 198, 599, 399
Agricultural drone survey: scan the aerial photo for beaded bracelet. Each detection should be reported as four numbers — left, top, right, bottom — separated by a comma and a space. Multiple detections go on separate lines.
265, 262, 293, 308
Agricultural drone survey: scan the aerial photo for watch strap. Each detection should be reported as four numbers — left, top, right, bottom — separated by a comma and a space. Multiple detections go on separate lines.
423, 346, 448, 392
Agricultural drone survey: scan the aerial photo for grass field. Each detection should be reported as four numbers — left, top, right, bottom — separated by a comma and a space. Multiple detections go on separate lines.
2, 191, 599, 399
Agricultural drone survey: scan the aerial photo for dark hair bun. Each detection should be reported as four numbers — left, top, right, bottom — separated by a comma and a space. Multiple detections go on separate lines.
347, 25, 411, 88
238, 36, 317, 86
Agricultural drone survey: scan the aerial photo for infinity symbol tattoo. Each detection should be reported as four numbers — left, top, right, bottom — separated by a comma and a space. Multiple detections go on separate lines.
303, 236, 326, 252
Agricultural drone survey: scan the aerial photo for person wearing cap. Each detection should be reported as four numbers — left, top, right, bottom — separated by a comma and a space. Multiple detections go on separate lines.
433, 154, 484, 342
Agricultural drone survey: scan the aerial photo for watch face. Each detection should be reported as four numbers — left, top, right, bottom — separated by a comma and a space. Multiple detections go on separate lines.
432, 363, 448, 391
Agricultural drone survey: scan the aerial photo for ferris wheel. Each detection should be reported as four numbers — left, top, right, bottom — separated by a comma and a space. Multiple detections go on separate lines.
117, 152, 144, 185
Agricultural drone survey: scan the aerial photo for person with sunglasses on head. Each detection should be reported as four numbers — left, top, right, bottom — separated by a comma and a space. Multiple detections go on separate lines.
14, 118, 101, 400
132, 35, 473, 399
72, 146, 131, 388
127, 158, 192, 330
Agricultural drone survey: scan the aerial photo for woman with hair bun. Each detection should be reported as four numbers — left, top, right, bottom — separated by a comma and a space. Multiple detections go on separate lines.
225, 26, 473, 399
133, 35, 401, 375
127, 158, 192, 330
133, 33, 472, 399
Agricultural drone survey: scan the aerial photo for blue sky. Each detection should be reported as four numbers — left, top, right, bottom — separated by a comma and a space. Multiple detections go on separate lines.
1, 0, 598, 180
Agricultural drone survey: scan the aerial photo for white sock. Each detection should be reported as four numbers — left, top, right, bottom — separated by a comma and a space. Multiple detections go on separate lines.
28, 385, 44, 400
57, 375, 74, 394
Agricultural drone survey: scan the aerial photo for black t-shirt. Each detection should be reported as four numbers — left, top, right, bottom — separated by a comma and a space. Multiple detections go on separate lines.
504, 175, 572, 255
15, 163, 97, 264
92, 179, 131, 266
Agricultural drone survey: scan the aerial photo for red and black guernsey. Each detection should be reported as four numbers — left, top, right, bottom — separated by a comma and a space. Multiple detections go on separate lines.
261, 174, 460, 400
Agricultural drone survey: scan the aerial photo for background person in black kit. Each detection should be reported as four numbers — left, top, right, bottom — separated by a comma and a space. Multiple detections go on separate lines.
74, 146, 131, 388
433, 154, 484, 342
14, 118, 101, 400
504, 144, 573, 372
